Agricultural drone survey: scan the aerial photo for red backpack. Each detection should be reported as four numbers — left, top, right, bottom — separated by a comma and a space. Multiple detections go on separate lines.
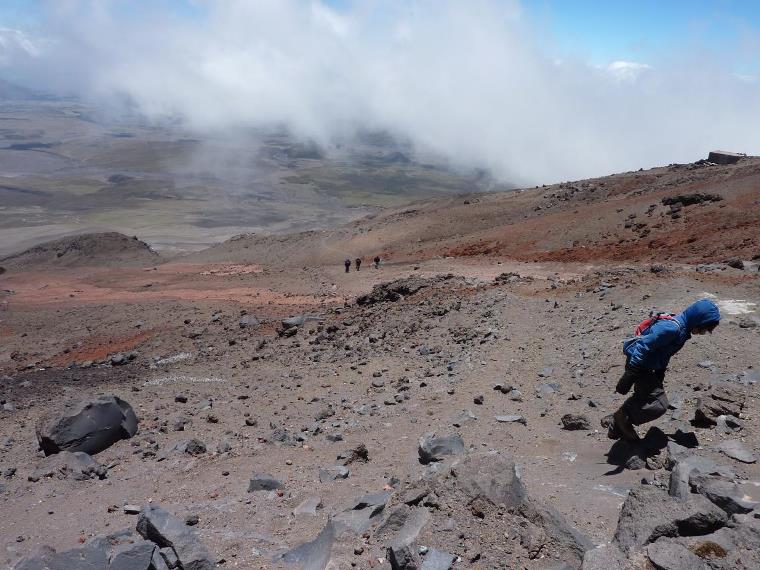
634, 312, 680, 336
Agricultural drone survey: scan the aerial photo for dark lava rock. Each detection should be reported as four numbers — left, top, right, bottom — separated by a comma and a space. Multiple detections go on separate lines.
561, 414, 591, 430
248, 473, 282, 492
36, 395, 138, 456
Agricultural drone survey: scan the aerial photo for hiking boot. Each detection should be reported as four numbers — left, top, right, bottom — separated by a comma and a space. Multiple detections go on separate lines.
613, 409, 640, 442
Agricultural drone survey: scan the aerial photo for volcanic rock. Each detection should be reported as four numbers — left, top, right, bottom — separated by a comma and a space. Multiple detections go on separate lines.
29, 451, 107, 482
418, 434, 464, 464
36, 395, 138, 456
136, 504, 215, 570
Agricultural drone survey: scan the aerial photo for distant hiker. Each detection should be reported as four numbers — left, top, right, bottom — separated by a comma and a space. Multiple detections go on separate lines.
344, 259, 351, 273
605, 299, 720, 442
355, 258, 362, 271
374, 255, 381, 269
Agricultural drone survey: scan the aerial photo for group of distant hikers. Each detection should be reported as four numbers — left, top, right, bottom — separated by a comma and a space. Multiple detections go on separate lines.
344, 255, 381, 273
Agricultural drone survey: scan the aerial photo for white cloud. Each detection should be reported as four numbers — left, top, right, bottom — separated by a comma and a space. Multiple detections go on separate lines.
606, 60, 652, 81
0, 27, 39, 66
3, 0, 760, 184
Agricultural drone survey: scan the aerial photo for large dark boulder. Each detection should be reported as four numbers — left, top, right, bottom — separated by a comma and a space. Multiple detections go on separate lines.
36, 395, 138, 456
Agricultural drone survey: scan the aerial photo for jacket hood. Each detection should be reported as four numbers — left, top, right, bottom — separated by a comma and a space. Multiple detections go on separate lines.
680, 299, 721, 330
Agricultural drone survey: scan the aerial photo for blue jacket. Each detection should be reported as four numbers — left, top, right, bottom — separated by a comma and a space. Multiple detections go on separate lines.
623, 299, 720, 371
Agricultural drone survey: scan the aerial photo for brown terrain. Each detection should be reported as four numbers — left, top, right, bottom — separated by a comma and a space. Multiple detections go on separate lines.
1, 155, 759, 569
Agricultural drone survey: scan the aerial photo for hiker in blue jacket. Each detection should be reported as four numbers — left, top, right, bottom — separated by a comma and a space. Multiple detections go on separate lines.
606, 299, 721, 441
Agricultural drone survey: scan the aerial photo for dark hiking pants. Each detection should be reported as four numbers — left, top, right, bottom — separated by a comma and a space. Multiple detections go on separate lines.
621, 368, 669, 425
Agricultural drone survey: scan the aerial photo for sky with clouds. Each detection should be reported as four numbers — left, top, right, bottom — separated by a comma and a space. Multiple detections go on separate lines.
0, 0, 758, 183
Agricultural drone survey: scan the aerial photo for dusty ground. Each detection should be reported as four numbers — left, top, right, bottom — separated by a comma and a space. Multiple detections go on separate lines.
0, 157, 759, 569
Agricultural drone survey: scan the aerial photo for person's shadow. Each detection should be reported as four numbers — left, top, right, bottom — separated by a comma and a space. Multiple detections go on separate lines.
604, 427, 698, 475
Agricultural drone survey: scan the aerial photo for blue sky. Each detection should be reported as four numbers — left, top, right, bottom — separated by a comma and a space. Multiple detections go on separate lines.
0, 0, 760, 68
1, 0, 758, 72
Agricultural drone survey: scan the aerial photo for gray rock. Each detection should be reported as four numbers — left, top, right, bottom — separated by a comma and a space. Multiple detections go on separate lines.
418, 434, 464, 464
333, 491, 391, 534
29, 451, 106, 482
613, 486, 727, 554
715, 439, 756, 463
238, 315, 260, 329
294, 496, 322, 517
668, 455, 736, 500
420, 548, 456, 570
694, 383, 746, 427
136, 504, 215, 570
387, 544, 420, 570
580, 544, 628, 570
319, 466, 350, 483
561, 414, 591, 430
109, 539, 156, 570
280, 520, 334, 569
172, 439, 207, 456
12, 539, 110, 570
495, 414, 526, 425
536, 382, 561, 397
451, 409, 477, 426
248, 473, 282, 492
451, 452, 526, 508
646, 538, 706, 570
376, 505, 431, 548
689, 474, 758, 515
36, 395, 138, 456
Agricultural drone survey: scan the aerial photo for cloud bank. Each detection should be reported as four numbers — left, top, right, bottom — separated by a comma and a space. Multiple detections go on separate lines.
4, 0, 760, 184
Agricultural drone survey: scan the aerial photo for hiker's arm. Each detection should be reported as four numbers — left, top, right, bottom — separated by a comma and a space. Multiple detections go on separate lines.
626, 321, 680, 369
615, 367, 637, 395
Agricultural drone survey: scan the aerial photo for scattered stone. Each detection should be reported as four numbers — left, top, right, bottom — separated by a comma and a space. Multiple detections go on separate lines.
169, 439, 207, 457
124, 505, 141, 515
29, 451, 107, 482
418, 434, 465, 464
238, 315, 260, 329
174, 395, 188, 404
248, 473, 282, 492
473, 394, 484, 405
319, 466, 350, 482
334, 491, 392, 534
338, 443, 369, 466
561, 414, 591, 430
294, 496, 322, 517
495, 414, 527, 425
451, 409, 477, 427
36, 395, 138, 456
184, 514, 200, 526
